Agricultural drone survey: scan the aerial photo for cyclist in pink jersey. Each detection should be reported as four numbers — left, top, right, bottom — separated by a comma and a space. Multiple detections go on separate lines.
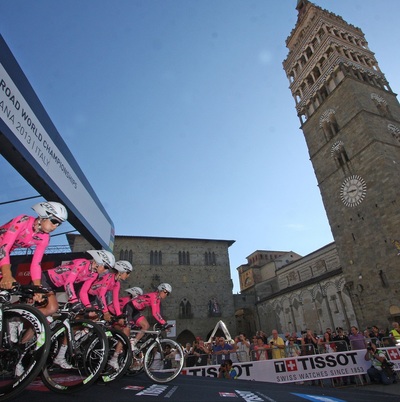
38, 249, 115, 370
0, 201, 68, 289
39, 249, 115, 317
127, 283, 172, 352
107, 286, 143, 370
81, 260, 132, 323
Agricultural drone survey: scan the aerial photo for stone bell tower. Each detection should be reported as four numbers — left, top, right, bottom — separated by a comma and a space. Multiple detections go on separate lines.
283, 0, 400, 328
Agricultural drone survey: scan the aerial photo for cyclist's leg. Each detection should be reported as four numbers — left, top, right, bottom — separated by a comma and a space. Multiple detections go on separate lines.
131, 316, 149, 348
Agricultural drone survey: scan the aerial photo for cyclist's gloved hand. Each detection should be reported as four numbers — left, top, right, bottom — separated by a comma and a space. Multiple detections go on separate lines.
70, 301, 85, 313
162, 323, 173, 331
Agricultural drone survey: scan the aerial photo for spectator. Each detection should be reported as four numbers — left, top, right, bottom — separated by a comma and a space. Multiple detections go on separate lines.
301, 329, 318, 355
256, 330, 269, 344
333, 327, 350, 352
230, 336, 240, 363
236, 333, 251, 362
250, 335, 258, 360
349, 326, 366, 350
284, 331, 291, 346
318, 332, 336, 354
291, 331, 302, 346
269, 330, 286, 359
162, 344, 174, 370
193, 339, 210, 366
325, 327, 334, 341
333, 327, 351, 385
285, 337, 301, 357
213, 337, 233, 365
389, 322, 400, 345
183, 342, 195, 367
369, 325, 383, 346
365, 341, 397, 384
218, 359, 237, 379
253, 336, 269, 360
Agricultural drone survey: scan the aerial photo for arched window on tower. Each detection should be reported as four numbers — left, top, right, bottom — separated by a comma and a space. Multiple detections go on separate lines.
320, 109, 339, 140
371, 93, 392, 118
331, 140, 350, 171
388, 124, 400, 143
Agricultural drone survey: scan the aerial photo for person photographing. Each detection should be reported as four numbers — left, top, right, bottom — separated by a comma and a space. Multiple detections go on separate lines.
217, 359, 237, 379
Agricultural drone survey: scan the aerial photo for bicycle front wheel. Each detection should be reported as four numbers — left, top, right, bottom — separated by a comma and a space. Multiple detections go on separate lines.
41, 319, 109, 393
144, 339, 184, 383
0, 304, 51, 401
101, 328, 132, 383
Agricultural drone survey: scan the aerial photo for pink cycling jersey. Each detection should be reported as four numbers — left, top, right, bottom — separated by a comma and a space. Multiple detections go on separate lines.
83, 272, 121, 315
0, 214, 49, 281
47, 258, 98, 302
132, 291, 166, 325
108, 296, 130, 316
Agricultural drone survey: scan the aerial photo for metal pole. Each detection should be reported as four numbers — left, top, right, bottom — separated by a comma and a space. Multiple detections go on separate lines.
0, 195, 41, 206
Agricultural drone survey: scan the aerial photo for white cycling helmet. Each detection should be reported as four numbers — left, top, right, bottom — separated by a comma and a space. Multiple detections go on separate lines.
114, 260, 133, 273
86, 250, 115, 268
32, 201, 68, 222
158, 283, 172, 293
125, 287, 143, 297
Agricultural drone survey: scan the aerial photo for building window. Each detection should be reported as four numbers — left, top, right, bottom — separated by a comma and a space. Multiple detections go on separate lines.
371, 93, 392, 118
204, 252, 216, 265
319, 108, 339, 140
119, 249, 133, 263
179, 298, 193, 319
150, 250, 162, 265
179, 251, 190, 265
388, 124, 400, 143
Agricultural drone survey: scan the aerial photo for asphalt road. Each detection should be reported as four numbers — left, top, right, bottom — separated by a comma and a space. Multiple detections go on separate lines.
11, 371, 400, 402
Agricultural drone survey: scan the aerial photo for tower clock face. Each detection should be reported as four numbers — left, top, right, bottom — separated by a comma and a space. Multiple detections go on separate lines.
340, 175, 367, 207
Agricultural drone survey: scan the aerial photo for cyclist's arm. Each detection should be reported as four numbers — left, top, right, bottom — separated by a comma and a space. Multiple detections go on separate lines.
79, 275, 98, 307
151, 296, 166, 325
0, 264, 14, 288
0, 218, 23, 286
110, 282, 122, 315
30, 236, 49, 285
64, 269, 80, 302
96, 287, 109, 312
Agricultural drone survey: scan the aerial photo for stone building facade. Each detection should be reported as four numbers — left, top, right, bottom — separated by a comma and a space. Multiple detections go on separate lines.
67, 234, 237, 345
282, 0, 400, 330
236, 243, 357, 336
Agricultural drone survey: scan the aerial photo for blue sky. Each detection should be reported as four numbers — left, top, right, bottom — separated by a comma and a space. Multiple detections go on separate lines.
1, 0, 399, 293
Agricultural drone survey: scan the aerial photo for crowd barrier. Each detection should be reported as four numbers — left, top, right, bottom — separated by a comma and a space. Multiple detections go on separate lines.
182, 346, 400, 384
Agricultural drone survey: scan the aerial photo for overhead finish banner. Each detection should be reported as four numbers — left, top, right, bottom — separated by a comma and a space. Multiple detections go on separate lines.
0, 34, 114, 251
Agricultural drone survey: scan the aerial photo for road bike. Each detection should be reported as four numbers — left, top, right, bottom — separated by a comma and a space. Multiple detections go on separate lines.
40, 302, 109, 393
0, 284, 51, 401
127, 323, 184, 383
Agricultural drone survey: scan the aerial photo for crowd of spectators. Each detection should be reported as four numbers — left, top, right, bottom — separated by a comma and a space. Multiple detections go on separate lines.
182, 321, 400, 368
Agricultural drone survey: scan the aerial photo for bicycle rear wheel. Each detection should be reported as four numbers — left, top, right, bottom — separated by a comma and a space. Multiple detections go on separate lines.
101, 328, 132, 383
144, 339, 184, 383
0, 304, 51, 401
40, 319, 109, 393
